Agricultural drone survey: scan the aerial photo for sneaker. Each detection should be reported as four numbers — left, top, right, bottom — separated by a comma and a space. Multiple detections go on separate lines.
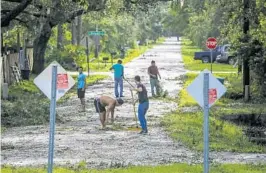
139, 130, 148, 134
143, 129, 148, 134
82, 105, 86, 112
115, 95, 119, 98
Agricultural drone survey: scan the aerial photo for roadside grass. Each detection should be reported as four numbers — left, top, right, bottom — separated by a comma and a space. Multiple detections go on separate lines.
161, 39, 266, 153
164, 71, 266, 153
1, 75, 108, 127
82, 38, 165, 72
181, 39, 237, 72
162, 109, 265, 152
2, 163, 266, 173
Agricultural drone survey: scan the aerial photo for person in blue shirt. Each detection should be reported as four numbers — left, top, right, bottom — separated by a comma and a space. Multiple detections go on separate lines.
110, 60, 124, 98
77, 67, 86, 112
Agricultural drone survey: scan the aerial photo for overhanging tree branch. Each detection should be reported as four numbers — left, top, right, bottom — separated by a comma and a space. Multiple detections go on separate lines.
2, 0, 25, 2
1, 9, 48, 18
14, 17, 30, 27
1, 0, 32, 27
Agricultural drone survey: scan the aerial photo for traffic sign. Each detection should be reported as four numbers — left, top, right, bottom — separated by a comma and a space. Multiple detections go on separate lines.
88, 31, 105, 36
186, 69, 226, 108
34, 61, 75, 101
206, 37, 217, 50
187, 69, 227, 173
57, 74, 68, 89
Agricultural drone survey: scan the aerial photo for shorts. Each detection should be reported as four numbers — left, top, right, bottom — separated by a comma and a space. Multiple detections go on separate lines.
94, 98, 106, 113
77, 88, 85, 98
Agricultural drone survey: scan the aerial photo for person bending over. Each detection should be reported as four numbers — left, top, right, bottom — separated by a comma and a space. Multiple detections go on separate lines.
94, 96, 124, 129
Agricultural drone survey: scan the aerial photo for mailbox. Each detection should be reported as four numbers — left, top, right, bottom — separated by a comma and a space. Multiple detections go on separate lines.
103, 57, 109, 61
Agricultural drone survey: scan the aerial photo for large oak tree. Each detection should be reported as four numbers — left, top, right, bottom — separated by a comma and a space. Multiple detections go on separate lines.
1, 0, 171, 74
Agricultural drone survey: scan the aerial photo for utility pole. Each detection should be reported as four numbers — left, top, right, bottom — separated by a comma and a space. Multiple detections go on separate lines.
243, 0, 250, 101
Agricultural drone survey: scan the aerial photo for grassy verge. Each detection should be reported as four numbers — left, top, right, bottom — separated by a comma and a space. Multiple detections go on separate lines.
1, 75, 108, 127
2, 163, 266, 173
161, 39, 266, 153
181, 39, 237, 72
82, 38, 165, 72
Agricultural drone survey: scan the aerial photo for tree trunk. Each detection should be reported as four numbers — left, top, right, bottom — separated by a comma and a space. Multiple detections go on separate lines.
32, 22, 52, 74
77, 16, 82, 45
57, 23, 63, 49
71, 19, 77, 45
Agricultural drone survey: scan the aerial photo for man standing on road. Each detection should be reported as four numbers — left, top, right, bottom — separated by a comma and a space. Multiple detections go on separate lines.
94, 96, 124, 129
110, 60, 124, 98
148, 60, 161, 97
131, 75, 149, 134
77, 67, 86, 112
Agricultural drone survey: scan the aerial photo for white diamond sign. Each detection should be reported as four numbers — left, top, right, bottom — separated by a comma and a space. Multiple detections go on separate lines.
186, 69, 227, 108
34, 61, 75, 101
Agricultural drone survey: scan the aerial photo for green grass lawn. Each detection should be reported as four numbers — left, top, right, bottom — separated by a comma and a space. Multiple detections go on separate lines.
182, 39, 237, 72
2, 163, 266, 173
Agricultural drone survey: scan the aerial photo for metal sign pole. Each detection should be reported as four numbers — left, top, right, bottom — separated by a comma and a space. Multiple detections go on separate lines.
86, 37, 90, 77
96, 24, 99, 69
210, 49, 213, 73
47, 65, 57, 173
203, 73, 210, 173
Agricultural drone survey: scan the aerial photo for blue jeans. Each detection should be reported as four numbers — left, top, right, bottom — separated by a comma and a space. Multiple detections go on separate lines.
150, 78, 160, 96
138, 102, 149, 131
115, 77, 123, 97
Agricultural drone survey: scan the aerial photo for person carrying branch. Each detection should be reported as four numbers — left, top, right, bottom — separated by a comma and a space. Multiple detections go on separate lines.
130, 75, 149, 134
147, 60, 161, 97
94, 96, 124, 129
77, 67, 86, 112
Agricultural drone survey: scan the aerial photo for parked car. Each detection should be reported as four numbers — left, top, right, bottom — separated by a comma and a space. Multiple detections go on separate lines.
216, 44, 236, 65
194, 45, 222, 63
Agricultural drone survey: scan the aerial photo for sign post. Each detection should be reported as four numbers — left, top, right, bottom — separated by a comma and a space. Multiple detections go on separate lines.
206, 37, 217, 73
88, 28, 105, 70
187, 69, 226, 173
203, 73, 209, 173
34, 61, 75, 173
86, 37, 90, 77
96, 25, 99, 70
210, 50, 213, 73
47, 65, 57, 173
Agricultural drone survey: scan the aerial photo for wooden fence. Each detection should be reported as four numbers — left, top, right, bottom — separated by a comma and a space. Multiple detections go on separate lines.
2, 53, 19, 85
1, 48, 33, 85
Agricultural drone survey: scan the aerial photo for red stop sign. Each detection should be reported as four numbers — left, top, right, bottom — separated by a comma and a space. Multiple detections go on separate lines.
206, 37, 217, 49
